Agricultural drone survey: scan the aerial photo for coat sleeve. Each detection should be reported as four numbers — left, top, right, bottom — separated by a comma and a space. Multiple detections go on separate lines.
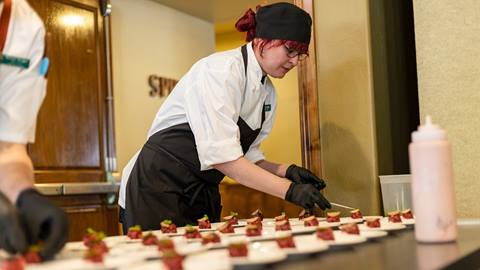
0, 8, 46, 144
184, 59, 246, 170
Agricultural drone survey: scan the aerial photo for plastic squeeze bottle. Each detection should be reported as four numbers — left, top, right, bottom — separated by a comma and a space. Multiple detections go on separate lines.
409, 115, 457, 243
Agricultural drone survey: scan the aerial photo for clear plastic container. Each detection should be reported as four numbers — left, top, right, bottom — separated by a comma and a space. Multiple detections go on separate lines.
379, 174, 412, 215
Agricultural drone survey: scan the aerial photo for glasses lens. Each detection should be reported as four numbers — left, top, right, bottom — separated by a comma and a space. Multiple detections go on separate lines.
285, 45, 298, 58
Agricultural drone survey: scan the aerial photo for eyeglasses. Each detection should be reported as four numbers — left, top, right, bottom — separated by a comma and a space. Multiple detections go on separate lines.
284, 45, 308, 60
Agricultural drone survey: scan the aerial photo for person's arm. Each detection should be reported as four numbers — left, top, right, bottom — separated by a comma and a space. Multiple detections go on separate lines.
255, 160, 289, 178
214, 157, 291, 199
0, 142, 34, 203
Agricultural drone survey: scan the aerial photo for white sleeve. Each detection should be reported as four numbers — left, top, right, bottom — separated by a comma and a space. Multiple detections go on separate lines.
184, 61, 245, 170
244, 89, 277, 163
118, 150, 141, 208
0, 19, 46, 144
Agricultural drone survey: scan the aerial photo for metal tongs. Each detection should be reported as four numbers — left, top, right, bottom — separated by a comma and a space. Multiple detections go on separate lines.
315, 202, 356, 210
330, 202, 356, 210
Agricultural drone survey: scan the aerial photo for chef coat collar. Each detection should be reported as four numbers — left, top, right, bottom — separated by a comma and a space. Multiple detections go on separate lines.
246, 42, 266, 88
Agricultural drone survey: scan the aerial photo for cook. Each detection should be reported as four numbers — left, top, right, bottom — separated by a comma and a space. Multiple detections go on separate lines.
118, 2, 331, 232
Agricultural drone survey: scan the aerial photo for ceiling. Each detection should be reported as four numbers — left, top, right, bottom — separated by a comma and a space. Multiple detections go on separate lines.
150, 0, 293, 23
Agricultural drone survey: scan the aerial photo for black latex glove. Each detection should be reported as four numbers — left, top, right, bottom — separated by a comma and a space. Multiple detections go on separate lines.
16, 189, 69, 260
285, 182, 331, 210
285, 164, 326, 190
0, 192, 27, 254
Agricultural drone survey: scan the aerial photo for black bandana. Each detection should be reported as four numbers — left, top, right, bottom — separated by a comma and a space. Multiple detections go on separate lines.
255, 2, 312, 45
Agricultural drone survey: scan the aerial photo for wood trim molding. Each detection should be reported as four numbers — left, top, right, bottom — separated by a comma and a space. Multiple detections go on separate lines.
294, 0, 323, 177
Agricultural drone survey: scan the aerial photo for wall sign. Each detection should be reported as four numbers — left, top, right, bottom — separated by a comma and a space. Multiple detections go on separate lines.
148, 75, 178, 98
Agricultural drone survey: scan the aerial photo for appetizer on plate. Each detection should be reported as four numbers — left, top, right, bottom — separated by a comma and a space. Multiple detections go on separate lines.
275, 220, 291, 231
162, 250, 184, 270
251, 209, 264, 221
339, 223, 360, 235
1, 257, 25, 270
401, 209, 414, 219
201, 232, 221, 245
275, 212, 289, 222
157, 238, 175, 251
223, 211, 239, 225
83, 245, 105, 263
197, 215, 211, 229
228, 241, 248, 257
365, 218, 381, 228
217, 222, 235, 234
388, 211, 402, 223
326, 211, 341, 223
127, 225, 143, 239
350, 209, 363, 219
316, 227, 335, 241
161, 220, 178, 234
185, 225, 202, 239
246, 216, 262, 229
23, 245, 42, 264
245, 224, 262, 237
142, 232, 159, 245
83, 228, 106, 248
303, 215, 319, 227
298, 209, 312, 220
276, 232, 296, 248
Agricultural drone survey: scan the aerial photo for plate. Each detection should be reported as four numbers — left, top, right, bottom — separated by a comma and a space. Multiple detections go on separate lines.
175, 241, 210, 255
211, 221, 246, 228
185, 242, 287, 266
340, 217, 364, 224
317, 230, 367, 246
318, 221, 341, 228
401, 217, 415, 225
237, 225, 319, 240
363, 216, 384, 220
184, 252, 233, 270
116, 261, 168, 270
262, 218, 326, 227
260, 235, 329, 255
359, 230, 388, 239
234, 227, 277, 241
27, 252, 153, 270
291, 225, 319, 234
231, 242, 287, 265
358, 222, 406, 231
262, 218, 301, 227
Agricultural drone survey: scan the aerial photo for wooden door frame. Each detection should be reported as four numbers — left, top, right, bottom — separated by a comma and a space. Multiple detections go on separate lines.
294, 0, 322, 177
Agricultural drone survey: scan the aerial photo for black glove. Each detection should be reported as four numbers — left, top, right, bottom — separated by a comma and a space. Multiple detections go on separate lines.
16, 189, 69, 260
0, 192, 27, 254
285, 164, 326, 190
285, 182, 331, 210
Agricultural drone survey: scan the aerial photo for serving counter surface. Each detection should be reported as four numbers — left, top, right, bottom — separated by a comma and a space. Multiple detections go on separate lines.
276, 223, 480, 270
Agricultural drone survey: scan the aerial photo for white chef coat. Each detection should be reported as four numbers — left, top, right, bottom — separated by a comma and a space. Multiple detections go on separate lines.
0, 0, 46, 144
118, 42, 278, 208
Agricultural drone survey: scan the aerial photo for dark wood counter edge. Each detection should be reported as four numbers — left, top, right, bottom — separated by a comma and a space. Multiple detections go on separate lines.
443, 247, 480, 270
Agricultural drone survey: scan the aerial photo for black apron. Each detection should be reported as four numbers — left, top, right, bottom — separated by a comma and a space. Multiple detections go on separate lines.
122, 45, 267, 230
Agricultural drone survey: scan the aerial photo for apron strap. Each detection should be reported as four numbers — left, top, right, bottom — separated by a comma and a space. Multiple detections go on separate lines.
0, 0, 12, 53
241, 44, 248, 76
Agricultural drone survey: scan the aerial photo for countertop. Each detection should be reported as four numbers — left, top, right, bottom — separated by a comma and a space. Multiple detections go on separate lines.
35, 182, 120, 195
273, 224, 480, 270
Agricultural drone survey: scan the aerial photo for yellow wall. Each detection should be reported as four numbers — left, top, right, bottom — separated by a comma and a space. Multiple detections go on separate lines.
315, 0, 381, 215
215, 25, 302, 171
413, 0, 480, 218
111, 0, 215, 171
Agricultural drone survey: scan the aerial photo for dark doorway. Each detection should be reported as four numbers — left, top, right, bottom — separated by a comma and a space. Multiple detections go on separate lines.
369, 0, 420, 175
